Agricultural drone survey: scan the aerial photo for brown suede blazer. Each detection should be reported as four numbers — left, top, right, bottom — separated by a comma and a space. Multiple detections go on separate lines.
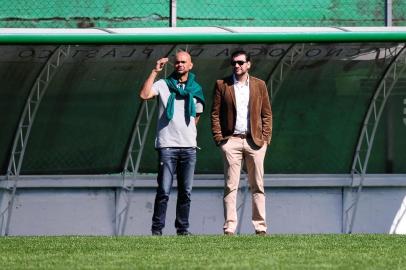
211, 75, 272, 147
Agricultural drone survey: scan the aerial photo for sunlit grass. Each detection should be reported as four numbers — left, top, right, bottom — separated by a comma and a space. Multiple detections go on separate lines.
1, 234, 406, 269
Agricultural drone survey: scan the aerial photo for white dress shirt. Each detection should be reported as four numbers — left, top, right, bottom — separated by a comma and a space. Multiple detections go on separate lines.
233, 74, 250, 134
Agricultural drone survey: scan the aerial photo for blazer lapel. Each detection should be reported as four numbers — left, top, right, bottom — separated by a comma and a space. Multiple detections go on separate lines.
248, 75, 256, 111
225, 76, 236, 108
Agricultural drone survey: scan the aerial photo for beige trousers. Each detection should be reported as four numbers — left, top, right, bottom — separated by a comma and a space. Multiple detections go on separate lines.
220, 136, 268, 233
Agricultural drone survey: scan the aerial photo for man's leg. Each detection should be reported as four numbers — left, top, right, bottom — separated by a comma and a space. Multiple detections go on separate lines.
151, 148, 176, 235
175, 147, 196, 234
244, 140, 268, 233
220, 137, 244, 234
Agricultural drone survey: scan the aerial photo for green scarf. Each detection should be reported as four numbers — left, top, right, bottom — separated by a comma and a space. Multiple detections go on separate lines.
164, 72, 205, 121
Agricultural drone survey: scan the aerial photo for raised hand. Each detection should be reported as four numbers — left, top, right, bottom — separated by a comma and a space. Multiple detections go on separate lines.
155, 58, 169, 72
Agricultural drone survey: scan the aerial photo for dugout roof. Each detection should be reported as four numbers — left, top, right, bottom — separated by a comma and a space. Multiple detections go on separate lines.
0, 27, 405, 176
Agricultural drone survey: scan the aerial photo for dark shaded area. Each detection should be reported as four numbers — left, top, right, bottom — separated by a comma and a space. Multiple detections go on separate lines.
0, 43, 405, 175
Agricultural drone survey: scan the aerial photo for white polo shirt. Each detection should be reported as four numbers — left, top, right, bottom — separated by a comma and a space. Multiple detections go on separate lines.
152, 79, 203, 148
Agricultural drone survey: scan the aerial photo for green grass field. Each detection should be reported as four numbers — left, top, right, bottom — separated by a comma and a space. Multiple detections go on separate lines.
1, 234, 406, 269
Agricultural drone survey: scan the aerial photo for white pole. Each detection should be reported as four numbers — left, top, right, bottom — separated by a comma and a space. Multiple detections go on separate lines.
386, 0, 393, 26
170, 0, 177, 27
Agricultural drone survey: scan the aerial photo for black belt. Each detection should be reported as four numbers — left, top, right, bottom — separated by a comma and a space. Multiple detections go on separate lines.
232, 133, 250, 139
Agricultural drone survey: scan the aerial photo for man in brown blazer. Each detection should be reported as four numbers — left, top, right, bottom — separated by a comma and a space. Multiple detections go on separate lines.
211, 50, 272, 236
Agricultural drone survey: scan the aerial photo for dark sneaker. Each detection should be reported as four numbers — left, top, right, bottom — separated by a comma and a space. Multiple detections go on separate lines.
255, 230, 267, 236
224, 231, 235, 236
177, 231, 192, 236
152, 230, 162, 236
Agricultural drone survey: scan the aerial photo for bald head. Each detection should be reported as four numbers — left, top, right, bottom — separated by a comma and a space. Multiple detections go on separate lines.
174, 51, 193, 77
176, 51, 192, 61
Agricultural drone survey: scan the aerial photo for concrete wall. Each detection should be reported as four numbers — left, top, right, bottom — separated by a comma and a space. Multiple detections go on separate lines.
1, 174, 405, 236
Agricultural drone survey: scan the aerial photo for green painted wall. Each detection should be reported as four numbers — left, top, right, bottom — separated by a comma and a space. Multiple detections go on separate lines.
0, 0, 405, 28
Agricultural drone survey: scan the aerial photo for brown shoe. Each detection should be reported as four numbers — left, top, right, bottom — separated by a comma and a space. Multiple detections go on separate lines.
255, 230, 267, 236
224, 231, 235, 236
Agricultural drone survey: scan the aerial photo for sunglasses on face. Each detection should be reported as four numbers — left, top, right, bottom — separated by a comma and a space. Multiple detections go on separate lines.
231, 60, 247, 66
175, 60, 187, 64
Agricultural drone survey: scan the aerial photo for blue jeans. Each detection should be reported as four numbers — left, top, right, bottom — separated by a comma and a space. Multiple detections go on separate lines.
151, 147, 196, 233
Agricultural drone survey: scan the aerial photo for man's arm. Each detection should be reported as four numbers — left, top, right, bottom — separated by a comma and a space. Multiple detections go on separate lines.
195, 113, 201, 125
211, 81, 224, 145
260, 81, 273, 144
139, 58, 168, 100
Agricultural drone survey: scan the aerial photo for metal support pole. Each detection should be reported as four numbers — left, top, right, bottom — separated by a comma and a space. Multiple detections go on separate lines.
385, 0, 393, 27
114, 100, 157, 236
266, 44, 306, 102
170, 0, 177, 27
123, 101, 158, 177
0, 45, 70, 236
344, 44, 406, 234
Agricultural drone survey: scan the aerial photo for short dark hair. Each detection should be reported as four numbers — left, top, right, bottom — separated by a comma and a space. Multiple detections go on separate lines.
231, 50, 250, 62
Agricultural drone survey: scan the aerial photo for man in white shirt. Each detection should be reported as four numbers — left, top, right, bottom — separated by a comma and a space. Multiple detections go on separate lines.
140, 51, 205, 236
211, 50, 272, 236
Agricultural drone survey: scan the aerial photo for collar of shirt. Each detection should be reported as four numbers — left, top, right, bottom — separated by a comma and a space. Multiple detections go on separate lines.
233, 74, 249, 87
177, 82, 185, 89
